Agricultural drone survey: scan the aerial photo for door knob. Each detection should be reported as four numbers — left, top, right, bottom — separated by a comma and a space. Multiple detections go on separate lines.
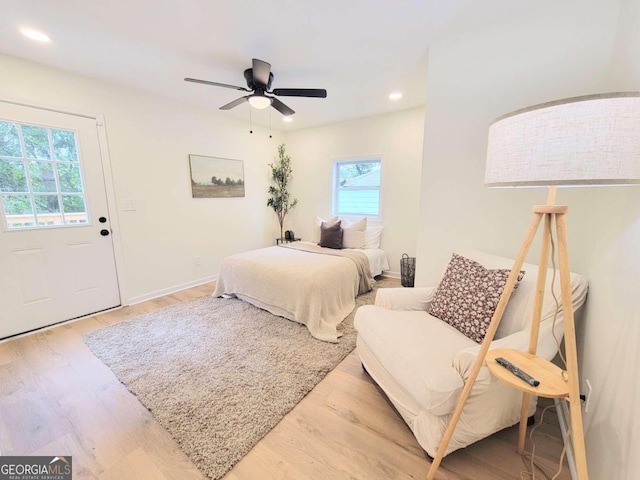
100, 229, 110, 236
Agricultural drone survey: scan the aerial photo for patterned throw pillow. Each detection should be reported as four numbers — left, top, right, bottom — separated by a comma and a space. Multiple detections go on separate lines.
428, 253, 525, 343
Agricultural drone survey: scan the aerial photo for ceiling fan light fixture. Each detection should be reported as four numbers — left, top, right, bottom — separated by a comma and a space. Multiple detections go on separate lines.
248, 95, 272, 110
283, 116, 293, 123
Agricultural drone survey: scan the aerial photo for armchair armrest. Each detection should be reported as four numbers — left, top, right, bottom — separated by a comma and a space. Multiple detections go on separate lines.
452, 316, 565, 394
374, 286, 437, 311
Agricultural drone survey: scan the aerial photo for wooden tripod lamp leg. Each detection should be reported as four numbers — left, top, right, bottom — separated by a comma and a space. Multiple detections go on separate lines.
426, 212, 543, 480
556, 213, 589, 479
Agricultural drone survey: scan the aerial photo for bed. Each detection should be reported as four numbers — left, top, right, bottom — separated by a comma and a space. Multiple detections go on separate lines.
212, 241, 389, 342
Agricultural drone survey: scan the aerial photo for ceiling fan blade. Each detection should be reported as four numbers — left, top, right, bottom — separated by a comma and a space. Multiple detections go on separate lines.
184, 78, 250, 91
252, 59, 271, 87
272, 88, 327, 98
220, 96, 249, 110
270, 98, 295, 116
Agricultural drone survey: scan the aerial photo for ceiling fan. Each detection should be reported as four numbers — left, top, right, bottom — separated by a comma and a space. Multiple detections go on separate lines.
185, 58, 327, 116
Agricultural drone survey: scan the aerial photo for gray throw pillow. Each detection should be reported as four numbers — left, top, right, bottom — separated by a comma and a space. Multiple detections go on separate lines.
318, 221, 343, 249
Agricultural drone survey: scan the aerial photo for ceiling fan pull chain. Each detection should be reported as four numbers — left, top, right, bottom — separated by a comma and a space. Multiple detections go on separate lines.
249, 105, 253, 134
269, 111, 272, 139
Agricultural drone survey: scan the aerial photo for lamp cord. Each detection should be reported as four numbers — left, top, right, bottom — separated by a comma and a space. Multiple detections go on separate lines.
548, 215, 569, 376
520, 403, 569, 480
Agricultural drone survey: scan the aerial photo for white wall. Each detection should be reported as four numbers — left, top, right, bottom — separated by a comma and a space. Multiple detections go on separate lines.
416, 2, 620, 285
574, 0, 640, 477
415, 1, 640, 478
285, 108, 424, 276
0, 53, 285, 303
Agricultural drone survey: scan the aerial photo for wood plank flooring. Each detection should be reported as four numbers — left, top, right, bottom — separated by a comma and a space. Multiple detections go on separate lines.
0, 282, 570, 480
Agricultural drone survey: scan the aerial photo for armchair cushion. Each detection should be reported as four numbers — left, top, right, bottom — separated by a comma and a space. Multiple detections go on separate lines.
355, 305, 477, 415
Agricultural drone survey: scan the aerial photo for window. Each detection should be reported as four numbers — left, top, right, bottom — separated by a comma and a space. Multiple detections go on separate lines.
333, 158, 381, 216
0, 120, 88, 229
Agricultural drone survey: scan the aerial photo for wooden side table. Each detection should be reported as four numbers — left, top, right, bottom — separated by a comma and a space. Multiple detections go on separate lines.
485, 348, 569, 454
276, 237, 302, 245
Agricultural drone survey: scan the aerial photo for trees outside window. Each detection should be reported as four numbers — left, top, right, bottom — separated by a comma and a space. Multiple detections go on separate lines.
333, 158, 381, 216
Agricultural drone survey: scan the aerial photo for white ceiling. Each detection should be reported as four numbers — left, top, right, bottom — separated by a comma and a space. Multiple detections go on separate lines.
0, 0, 560, 130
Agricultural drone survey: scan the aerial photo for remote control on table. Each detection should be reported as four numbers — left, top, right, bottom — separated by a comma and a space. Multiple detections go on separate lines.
495, 357, 540, 387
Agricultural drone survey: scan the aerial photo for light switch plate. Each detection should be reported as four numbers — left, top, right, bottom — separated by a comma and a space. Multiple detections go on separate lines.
123, 199, 137, 211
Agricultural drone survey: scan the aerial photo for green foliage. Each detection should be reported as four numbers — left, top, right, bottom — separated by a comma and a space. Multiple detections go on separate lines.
267, 144, 298, 238
0, 159, 28, 192
52, 129, 78, 161
29, 161, 57, 192
57, 163, 82, 192
0, 122, 22, 157
22, 125, 51, 159
2, 194, 32, 215
34, 195, 60, 214
62, 195, 86, 213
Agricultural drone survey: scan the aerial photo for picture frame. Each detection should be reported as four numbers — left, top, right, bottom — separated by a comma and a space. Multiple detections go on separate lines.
189, 154, 245, 198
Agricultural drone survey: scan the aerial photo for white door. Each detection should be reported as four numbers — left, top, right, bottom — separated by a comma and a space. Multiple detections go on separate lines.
0, 102, 120, 339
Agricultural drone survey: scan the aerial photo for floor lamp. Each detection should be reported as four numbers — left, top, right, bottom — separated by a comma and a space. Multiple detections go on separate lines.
427, 92, 640, 480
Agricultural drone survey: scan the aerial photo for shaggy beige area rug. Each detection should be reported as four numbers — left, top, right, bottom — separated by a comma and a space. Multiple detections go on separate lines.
84, 277, 399, 480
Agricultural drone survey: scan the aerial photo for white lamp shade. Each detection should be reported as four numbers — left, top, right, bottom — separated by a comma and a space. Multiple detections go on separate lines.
485, 92, 640, 187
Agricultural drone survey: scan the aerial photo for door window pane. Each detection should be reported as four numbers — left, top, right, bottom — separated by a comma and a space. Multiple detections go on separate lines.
57, 163, 83, 192
2, 194, 35, 229
34, 195, 63, 226
22, 125, 51, 159
52, 129, 78, 161
29, 161, 57, 193
2, 194, 33, 215
62, 195, 87, 224
0, 159, 28, 192
0, 121, 22, 157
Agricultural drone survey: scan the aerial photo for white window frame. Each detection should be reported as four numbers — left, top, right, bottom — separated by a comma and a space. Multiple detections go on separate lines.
331, 157, 381, 217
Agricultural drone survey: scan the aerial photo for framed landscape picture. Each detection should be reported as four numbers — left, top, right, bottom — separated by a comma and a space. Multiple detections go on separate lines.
189, 154, 245, 198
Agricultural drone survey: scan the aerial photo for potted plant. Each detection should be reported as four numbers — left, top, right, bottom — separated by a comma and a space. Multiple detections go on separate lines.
267, 144, 298, 240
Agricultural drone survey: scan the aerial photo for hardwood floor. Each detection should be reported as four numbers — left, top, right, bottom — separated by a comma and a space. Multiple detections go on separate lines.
0, 282, 570, 480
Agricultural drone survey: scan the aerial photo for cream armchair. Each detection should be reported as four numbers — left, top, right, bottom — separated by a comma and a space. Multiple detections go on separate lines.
354, 249, 588, 457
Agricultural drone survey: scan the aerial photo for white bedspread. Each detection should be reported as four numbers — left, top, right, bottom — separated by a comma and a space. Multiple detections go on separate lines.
212, 244, 374, 342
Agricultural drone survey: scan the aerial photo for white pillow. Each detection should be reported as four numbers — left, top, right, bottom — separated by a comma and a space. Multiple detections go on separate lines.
365, 226, 383, 249
342, 217, 367, 249
313, 215, 339, 242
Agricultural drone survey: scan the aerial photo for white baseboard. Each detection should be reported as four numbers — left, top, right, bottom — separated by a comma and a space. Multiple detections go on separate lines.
126, 275, 218, 306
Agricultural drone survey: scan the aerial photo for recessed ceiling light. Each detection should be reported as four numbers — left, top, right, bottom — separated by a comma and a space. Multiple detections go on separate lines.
20, 27, 51, 42
283, 116, 293, 123
389, 92, 403, 101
